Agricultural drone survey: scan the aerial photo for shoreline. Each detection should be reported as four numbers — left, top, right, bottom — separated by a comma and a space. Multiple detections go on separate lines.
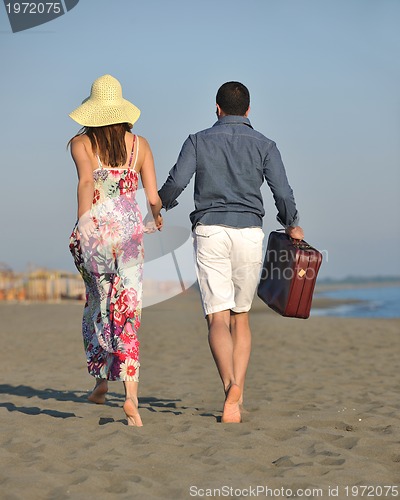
315, 280, 400, 292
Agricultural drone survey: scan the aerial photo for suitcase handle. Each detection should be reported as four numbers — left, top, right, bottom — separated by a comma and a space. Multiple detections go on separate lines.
290, 237, 312, 250
274, 228, 312, 250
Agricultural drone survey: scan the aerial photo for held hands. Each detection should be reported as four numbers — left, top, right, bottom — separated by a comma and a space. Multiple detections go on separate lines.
285, 225, 304, 240
154, 213, 163, 231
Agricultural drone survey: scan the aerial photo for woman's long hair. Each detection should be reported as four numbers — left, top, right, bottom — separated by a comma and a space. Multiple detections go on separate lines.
68, 123, 131, 167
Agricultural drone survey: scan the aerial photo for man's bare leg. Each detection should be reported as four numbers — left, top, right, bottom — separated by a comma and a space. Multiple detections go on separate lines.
207, 310, 235, 389
123, 381, 143, 427
221, 383, 241, 423
230, 311, 251, 407
207, 310, 241, 423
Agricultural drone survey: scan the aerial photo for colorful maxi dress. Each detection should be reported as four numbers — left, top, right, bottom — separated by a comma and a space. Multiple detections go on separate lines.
69, 136, 144, 382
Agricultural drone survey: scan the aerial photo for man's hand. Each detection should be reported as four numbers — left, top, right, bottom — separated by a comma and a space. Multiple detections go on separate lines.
285, 225, 304, 240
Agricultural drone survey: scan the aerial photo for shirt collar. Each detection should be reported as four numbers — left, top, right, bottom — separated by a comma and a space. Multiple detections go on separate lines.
213, 115, 253, 128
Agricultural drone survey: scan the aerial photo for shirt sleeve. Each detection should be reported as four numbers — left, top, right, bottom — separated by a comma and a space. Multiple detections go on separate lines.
158, 135, 197, 211
263, 141, 299, 227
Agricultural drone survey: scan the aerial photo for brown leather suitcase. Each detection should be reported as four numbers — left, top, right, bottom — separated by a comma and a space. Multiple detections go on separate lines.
257, 231, 323, 319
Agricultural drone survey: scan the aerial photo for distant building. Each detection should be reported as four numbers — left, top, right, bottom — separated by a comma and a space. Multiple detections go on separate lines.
0, 263, 85, 302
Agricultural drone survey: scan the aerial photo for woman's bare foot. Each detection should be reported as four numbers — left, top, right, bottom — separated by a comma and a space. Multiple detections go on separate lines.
123, 398, 143, 427
239, 404, 250, 414
221, 384, 241, 423
88, 379, 108, 404
238, 394, 250, 414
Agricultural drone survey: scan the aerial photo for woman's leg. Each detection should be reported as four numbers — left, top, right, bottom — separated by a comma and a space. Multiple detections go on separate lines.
123, 381, 143, 427
88, 378, 108, 404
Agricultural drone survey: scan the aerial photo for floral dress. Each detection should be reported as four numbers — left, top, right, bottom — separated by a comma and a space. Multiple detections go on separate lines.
69, 136, 144, 382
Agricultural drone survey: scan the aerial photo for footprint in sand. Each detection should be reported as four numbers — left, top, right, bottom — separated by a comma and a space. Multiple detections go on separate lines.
272, 456, 313, 468
333, 436, 359, 449
320, 457, 346, 466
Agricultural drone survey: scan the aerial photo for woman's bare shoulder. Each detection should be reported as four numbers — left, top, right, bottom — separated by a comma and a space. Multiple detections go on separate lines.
71, 134, 90, 147
70, 134, 94, 163
136, 135, 151, 148
70, 134, 93, 155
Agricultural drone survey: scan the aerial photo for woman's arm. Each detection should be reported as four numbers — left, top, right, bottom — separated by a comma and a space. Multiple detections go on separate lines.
139, 137, 163, 230
70, 136, 96, 238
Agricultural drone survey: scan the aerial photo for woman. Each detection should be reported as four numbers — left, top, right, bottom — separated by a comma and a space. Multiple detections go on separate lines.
68, 74, 162, 426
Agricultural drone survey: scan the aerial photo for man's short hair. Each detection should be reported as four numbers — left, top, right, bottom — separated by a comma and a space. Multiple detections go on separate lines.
216, 82, 250, 116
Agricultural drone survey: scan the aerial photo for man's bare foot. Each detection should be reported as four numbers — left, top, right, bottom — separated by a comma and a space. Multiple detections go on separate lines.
88, 379, 108, 404
221, 384, 241, 423
123, 398, 143, 427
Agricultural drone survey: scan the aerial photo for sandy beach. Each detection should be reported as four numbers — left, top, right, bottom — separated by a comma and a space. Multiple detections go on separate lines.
1, 288, 399, 499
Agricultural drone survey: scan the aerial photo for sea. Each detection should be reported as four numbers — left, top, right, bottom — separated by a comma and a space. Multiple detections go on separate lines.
311, 285, 400, 319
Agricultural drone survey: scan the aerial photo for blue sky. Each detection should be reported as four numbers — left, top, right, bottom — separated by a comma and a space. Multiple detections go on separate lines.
1, 0, 399, 281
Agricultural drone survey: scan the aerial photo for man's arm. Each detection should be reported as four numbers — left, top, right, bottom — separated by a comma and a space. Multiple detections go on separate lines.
263, 141, 300, 229
158, 135, 197, 210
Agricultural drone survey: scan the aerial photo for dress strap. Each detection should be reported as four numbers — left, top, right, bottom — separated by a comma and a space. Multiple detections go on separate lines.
96, 154, 103, 169
132, 136, 140, 172
127, 135, 136, 169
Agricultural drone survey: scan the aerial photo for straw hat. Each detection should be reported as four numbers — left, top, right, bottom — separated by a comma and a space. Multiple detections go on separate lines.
69, 74, 140, 128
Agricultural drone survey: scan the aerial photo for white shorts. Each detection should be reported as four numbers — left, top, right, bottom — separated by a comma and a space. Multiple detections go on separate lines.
193, 225, 264, 316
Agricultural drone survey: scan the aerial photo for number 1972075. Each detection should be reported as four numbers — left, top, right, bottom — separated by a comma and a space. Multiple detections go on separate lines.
5, 3, 62, 14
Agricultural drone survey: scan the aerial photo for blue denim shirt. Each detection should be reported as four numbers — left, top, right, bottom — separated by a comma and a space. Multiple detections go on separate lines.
158, 115, 299, 229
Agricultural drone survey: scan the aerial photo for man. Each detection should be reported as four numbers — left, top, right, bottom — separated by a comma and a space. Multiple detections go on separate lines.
158, 82, 304, 423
